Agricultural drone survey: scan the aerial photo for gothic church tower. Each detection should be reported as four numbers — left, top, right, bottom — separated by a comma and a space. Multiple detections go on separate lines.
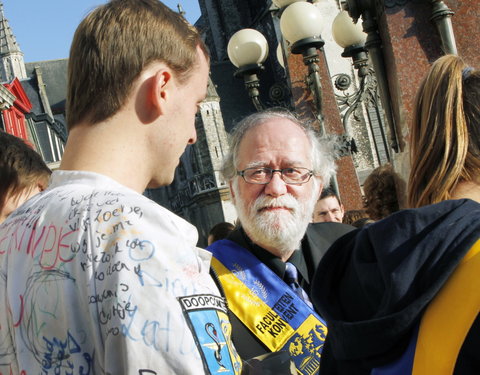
0, 2, 27, 82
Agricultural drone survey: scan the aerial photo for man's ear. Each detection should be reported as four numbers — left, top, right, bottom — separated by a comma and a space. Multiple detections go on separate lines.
151, 69, 173, 116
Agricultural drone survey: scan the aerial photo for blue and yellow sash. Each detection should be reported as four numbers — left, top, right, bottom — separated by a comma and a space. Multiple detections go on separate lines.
372, 239, 480, 375
208, 239, 327, 375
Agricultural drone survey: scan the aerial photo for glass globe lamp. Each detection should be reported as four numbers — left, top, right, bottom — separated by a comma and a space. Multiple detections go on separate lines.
280, 1, 324, 53
227, 28, 269, 69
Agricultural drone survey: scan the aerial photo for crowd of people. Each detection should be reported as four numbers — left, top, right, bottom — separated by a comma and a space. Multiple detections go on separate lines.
0, 0, 478, 374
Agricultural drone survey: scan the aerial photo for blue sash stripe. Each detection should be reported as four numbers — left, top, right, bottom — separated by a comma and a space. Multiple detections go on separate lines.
208, 239, 325, 328
371, 324, 418, 375
208, 239, 327, 375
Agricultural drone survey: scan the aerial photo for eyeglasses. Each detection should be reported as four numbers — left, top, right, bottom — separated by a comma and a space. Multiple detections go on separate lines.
237, 167, 314, 185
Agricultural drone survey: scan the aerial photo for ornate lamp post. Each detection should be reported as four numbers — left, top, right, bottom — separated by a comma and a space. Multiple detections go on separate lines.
430, 0, 457, 54
331, 10, 391, 163
227, 28, 269, 111
227, 1, 327, 131
279, 1, 326, 129
332, 10, 368, 77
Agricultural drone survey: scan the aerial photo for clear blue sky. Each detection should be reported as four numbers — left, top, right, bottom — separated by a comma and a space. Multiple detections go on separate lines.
3, 0, 201, 63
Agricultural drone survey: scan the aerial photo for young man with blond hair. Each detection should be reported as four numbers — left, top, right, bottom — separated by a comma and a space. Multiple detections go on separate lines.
0, 1, 243, 374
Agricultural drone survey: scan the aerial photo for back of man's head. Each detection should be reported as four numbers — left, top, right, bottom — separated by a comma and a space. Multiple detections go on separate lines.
0, 132, 51, 220
67, 0, 208, 129
208, 222, 235, 245
363, 163, 405, 220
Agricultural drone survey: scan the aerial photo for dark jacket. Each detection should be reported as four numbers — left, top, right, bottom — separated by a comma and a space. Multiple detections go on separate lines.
311, 199, 480, 374
216, 222, 355, 360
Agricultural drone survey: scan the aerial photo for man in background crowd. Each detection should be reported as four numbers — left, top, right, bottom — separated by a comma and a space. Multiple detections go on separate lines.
312, 186, 345, 223
362, 163, 406, 220
208, 221, 235, 245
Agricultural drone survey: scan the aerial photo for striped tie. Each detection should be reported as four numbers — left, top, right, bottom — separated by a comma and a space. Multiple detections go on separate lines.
284, 262, 314, 309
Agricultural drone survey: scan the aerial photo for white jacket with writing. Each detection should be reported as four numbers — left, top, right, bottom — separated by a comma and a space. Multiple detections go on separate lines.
0, 171, 242, 375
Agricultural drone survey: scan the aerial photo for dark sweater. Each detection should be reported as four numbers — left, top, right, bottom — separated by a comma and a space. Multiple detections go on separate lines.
312, 199, 480, 374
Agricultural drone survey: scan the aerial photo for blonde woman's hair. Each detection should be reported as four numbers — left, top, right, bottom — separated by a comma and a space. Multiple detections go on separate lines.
408, 55, 480, 208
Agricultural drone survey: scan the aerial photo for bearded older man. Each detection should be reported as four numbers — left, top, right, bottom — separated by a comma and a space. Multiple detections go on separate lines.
207, 109, 354, 373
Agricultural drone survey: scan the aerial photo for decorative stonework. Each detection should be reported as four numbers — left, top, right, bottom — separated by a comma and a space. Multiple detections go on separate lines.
170, 173, 218, 212
0, 3, 27, 81
0, 83, 14, 109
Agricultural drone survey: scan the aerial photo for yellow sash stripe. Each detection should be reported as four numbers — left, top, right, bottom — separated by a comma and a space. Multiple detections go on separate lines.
412, 239, 480, 374
211, 257, 296, 351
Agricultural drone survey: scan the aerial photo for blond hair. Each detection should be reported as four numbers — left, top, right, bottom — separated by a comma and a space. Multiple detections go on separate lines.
408, 55, 480, 207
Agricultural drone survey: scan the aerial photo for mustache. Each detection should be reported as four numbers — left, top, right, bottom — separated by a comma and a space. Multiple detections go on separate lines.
252, 194, 299, 213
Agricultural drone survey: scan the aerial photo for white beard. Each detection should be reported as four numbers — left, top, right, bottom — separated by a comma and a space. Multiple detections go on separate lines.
233, 181, 318, 259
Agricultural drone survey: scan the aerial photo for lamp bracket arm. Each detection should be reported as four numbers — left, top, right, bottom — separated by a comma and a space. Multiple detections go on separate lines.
243, 72, 265, 111
302, 53, 324, 130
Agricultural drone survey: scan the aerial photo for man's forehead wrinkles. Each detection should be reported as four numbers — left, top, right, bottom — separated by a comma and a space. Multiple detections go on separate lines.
245, 161, 267, 169
244, 159, 308, 169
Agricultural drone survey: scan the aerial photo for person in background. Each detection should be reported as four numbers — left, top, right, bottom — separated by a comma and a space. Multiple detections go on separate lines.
0, 131, 51, 224
363, 163, 406, 220
208, 221, 235, 245
207, 109, 355, 373
0, 1, 245, 374
350, 217, 375, 228
342, 209, 370, 227
312, 55, 480, 374
312, 186, 345, 223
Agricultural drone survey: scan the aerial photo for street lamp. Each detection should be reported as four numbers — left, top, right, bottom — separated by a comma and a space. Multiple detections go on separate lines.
329, 1, 401, 153
226, 2, 376, 199
331, 10, 391, 163
331, 9, 370, 127
226, 3, 372, 142
430, 0, 457, 54
332, 10, 368, 76
280, 1, 325, 128
227, 1, 327, 126
227, 28, 269, 111
226, 2, 390, 155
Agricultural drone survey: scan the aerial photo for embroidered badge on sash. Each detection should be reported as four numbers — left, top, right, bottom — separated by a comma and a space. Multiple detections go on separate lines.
178, 294, 242, 375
